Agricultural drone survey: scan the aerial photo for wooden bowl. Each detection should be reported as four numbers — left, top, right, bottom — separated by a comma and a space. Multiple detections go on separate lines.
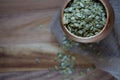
60, 0, 114, 43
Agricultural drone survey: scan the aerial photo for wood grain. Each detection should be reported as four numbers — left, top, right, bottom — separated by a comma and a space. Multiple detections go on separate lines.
0, 0, 65, 14
0, 44, 95, 72
0, 0, 60, 72
0, 69, 116, 80
0, 0, 117, 80
0, 8, 57, 45
0, 0, 95, 72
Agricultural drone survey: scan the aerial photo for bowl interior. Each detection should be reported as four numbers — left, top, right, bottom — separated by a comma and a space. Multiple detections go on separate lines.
60, 0, 113, 43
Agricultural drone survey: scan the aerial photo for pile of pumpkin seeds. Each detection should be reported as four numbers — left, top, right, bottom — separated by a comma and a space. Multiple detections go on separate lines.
54, 52, 76, 80
63, 0, 107, 37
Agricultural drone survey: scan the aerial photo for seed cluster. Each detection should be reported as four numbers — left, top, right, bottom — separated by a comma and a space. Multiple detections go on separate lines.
54, 52, 76, 79
63, 0, 107, 37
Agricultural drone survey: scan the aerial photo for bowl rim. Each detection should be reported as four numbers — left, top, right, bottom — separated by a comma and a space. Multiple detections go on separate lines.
60, 0, 114, 43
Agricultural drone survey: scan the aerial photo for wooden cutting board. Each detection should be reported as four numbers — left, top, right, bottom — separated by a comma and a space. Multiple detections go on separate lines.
0, 0, 95, 72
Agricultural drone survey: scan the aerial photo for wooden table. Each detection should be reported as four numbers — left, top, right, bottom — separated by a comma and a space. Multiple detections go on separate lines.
0, 0, 96, 72
0, 0, 117, 80
0, 0, 64, 72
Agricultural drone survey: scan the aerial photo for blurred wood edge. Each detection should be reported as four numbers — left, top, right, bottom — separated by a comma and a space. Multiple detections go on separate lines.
79, 69, 117, 80
0, 0, 65, 14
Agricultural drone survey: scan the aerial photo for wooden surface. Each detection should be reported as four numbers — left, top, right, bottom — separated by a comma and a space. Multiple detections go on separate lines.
0, 0, 59, 71
0, 0, 117, 80
0, 69, 116, 80
0, 0, 95, 72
